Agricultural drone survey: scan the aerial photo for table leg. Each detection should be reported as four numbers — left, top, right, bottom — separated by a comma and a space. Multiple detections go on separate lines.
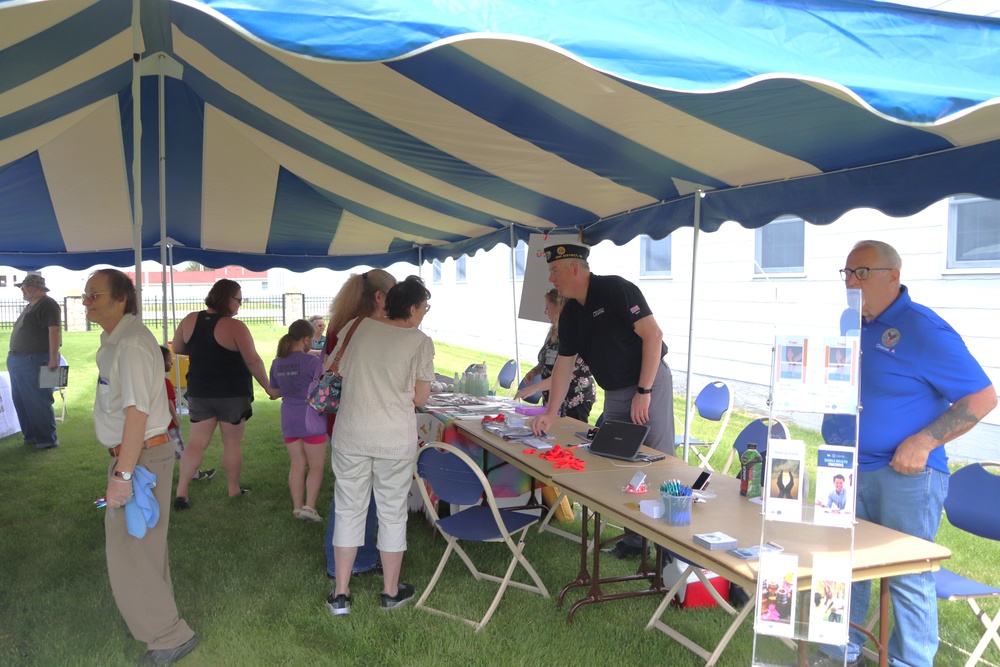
878, 578, 889, 667
564, 510, 669, 623
557, 504, 593, 608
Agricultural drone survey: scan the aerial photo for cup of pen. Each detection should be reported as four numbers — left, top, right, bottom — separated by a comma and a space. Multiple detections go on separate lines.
661, 481, 693, 527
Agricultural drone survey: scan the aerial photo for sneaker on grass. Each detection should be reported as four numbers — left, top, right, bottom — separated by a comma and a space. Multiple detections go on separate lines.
326, 592, 351, 616
380, 583, 415, 610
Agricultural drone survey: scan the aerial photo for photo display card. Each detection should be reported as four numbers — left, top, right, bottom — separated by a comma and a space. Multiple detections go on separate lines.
763, 439, 806, 523
814, 445, 857, 527
820, 335, 860, 413
807, 554, 852, 645
773, 335, 823, 412
755, 551, 799, 638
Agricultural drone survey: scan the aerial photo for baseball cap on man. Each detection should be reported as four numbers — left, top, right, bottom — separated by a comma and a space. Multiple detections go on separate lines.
15, 273, 49, 291
543, 243, 590, 263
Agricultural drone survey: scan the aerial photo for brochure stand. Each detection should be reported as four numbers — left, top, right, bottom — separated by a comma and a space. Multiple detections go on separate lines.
750, 288, 862, 667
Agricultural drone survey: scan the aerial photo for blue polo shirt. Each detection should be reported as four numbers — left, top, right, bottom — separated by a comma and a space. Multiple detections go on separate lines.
859, 285, 990, 473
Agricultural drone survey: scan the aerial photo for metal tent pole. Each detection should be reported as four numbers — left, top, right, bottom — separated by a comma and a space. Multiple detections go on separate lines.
508, 225, 522, 387
158, 55, 168, 343
682, 191, 704, 463
130, 0, 143, 304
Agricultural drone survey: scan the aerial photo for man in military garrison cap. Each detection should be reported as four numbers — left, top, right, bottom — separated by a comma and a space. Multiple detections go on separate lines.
532, 242, 674, 559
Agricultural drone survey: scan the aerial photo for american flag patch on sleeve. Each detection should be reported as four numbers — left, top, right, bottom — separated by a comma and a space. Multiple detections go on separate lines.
630, 305, 641, 315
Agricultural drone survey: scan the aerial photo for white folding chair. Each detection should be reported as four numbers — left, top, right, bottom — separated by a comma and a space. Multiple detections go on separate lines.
675, 381, 733, 470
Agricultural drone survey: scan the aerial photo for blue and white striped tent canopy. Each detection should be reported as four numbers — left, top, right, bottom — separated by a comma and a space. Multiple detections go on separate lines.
2, 0, 1000, 271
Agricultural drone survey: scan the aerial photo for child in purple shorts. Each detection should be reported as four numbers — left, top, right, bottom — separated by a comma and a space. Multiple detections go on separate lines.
269, 321, 328, 521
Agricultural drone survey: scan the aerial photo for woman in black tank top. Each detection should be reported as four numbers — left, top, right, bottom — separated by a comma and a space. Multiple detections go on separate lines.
171, 279, 278, 510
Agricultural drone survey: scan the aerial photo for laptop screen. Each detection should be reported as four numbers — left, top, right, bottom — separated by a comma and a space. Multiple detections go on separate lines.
589, 420, 650, 461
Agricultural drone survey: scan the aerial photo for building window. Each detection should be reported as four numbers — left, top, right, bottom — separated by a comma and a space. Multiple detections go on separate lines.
510, 241, 527, 280
639, 235, 671, 277
432, 259, 442, 284
755, 216, 805, 274
948, 196, 1000, 269
456, 255, 467, 283
0, 276, 6, 287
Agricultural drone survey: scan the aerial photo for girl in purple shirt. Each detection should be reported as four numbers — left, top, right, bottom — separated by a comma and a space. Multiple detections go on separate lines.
270, 320, 327, 522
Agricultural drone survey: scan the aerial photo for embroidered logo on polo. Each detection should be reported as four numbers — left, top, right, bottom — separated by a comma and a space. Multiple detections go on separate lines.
876, 327, 900, 354
592, 308, 605, 317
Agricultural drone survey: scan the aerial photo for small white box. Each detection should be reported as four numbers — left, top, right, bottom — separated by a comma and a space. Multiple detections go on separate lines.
639, 499, 663, 519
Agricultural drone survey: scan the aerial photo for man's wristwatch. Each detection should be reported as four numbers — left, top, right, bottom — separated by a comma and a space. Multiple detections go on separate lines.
636, 386, 652, 395
114, 469, 134, 482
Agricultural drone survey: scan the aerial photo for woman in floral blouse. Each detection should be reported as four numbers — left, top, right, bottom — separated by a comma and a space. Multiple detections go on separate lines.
515, 288, 595, 422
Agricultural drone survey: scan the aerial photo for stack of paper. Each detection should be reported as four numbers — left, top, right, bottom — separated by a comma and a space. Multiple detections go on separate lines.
692, 531, 738, 551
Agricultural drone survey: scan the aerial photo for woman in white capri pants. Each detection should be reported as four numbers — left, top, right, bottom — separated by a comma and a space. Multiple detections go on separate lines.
326, 275, 435, 615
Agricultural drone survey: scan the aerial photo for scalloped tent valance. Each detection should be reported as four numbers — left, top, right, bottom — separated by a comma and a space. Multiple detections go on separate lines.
1, 0, 999, 271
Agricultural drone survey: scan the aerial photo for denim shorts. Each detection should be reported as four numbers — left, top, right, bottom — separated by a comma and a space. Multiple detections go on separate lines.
188, 396, 253, 425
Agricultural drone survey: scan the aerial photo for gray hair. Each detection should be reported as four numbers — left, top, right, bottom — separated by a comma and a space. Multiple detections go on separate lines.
852, 240, 901, 270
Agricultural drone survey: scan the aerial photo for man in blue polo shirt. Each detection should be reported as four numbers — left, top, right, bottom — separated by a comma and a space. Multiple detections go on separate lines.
815, 240, 996, 667
531, 243, 674, 558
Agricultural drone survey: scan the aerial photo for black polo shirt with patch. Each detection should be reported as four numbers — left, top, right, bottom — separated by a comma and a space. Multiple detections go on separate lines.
557, 274, 666, 391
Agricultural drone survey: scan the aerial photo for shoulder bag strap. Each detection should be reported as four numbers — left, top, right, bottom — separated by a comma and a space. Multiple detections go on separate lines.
328, 316, 366, 374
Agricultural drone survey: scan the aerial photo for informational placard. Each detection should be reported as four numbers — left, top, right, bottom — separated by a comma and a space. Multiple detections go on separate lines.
814, 445, 857, 527
756, 551, 799, 638
517, 232, 580, 323
763, 439, 806, 523
773, 335, 859, 414
807, 554, 852, 645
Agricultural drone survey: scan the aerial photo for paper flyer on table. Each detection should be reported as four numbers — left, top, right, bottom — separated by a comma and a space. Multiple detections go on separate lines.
763, 439, 806, 523
814, 445, 856, 527
808, 554, 852, 645
755, 551, 799, 638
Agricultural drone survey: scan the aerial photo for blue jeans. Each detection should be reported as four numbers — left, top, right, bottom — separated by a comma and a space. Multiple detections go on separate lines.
7, 353, 58, 447
822, 465, 948, 667
325, 489, 378, 575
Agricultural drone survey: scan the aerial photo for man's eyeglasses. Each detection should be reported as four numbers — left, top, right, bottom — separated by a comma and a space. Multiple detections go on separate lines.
424, 303, 431, 313
82, 291, 110, 301
839, 267, 892, 281
232, 296, 243, 303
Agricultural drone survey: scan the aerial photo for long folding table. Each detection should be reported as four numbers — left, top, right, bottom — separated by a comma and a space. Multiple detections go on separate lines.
550, 464, 952, 667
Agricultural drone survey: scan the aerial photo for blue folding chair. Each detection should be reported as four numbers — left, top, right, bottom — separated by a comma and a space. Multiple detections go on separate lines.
414, 443, 549, 632
516, 374, 544, 404
675, 381, 733, 470
935, 461, 1000, 666
494, 359, 518, 395
721, 417, 789, 476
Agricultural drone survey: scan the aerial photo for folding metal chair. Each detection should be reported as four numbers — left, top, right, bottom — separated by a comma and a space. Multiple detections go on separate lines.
494, 359, 518, 395
516, 374, 544, 404
675, 381, 733, 469
721, 417, 789, 476
935, 461, 1000, 666
414, 443, 550, 632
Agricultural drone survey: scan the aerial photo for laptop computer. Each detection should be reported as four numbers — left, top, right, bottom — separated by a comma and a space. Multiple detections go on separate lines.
588, 420, 651, 462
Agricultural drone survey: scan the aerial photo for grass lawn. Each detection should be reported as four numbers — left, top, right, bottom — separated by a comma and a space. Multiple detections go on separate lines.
0, 326, 995, 666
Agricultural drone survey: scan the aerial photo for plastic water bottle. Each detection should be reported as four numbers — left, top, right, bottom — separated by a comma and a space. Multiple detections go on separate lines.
739, 443, 763, 499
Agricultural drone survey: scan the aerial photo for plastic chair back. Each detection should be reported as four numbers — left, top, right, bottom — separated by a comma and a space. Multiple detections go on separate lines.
517, 374, 544, 404
694, 381, 731, 420
417, 447, 485, 506
945, 462, 1000, 541
723, 418, 789, 475
497, 359, 518, 390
